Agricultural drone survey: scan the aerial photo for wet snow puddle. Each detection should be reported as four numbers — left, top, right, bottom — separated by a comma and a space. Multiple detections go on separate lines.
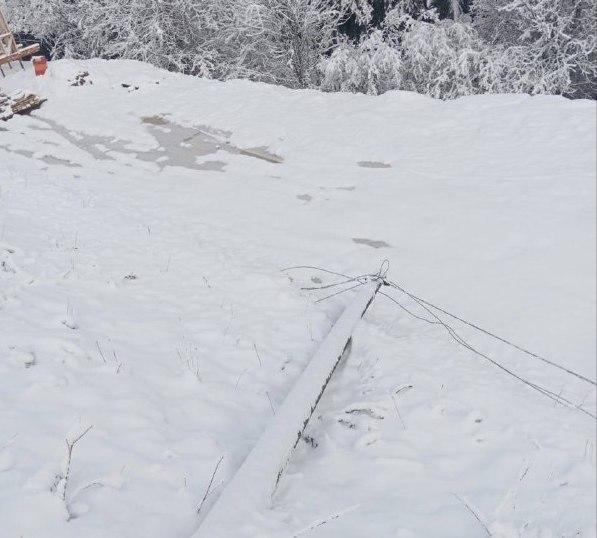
141, 115, 283, 169
28, 118, 126, 162
0, 115, 282, 172
352, 237, 390, 249
0, 145, 81, 168
357, 160, 391, 169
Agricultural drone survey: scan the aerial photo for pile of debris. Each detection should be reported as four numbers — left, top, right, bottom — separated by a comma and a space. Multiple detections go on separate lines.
0, 88, 46, 121
69, 71, 92, 86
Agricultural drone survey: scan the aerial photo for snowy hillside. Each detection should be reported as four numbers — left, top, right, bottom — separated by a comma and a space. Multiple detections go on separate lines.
0, 60, 595, 537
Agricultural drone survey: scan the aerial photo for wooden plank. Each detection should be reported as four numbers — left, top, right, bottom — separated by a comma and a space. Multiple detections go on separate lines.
194, 277, 382, 537
0, 43, 40, 66
0, 8, 10, 35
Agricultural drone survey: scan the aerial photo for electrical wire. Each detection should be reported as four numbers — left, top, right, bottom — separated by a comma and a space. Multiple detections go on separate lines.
283, 264, 596, 419
315, 281, 366, 303
380, 285, 596, 420
385, 279, 596, 387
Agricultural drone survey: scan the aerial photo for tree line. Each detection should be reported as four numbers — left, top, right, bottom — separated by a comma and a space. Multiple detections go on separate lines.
4, 0, 595, 99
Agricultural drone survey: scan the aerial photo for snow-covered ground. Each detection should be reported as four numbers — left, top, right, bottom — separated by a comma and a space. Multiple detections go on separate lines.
0, 60, 595, 538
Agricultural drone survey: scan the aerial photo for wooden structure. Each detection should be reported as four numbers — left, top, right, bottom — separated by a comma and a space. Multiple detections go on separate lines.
0, 7, 40, 77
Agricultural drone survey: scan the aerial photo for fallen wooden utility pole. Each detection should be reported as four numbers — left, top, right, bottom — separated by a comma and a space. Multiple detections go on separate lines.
194, 276, 382, 538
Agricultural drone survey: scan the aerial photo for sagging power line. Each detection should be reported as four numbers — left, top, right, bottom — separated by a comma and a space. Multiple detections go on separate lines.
285, 264, 596, 420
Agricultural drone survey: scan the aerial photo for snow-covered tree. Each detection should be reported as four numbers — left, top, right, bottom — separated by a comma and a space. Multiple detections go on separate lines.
472, 0, 596, 97
320, 30, 402, 93
225, 0, 347, 87
388, 12, 498, 98
323, 0, 596, 98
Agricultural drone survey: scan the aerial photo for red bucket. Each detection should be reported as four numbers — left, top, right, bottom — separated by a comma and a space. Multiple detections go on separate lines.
32, 56, 48, 76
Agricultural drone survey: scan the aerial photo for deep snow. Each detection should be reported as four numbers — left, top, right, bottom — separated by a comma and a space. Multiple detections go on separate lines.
0, 59, 595, 537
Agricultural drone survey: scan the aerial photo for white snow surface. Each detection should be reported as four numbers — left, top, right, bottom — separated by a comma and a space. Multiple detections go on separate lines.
0, 59, 595, 538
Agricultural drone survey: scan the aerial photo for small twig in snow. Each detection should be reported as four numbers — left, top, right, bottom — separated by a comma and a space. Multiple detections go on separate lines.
253, 343, 263, 367
390, 385, 412, 430
234, 368, 250, 390
291, 505, 359, 537
71, 480, 104, 500
60, 425, 94, 503
391, 394, 406, 430
266, 391, 276, 415
95, 341, 107, 363
197, 455, 224, 515
223, 305, 234, 337
111, 349, 123, 373
453, 493, 491, 536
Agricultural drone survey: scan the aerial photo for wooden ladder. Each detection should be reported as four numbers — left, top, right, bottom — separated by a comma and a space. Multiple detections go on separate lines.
0, 7, 40, 77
